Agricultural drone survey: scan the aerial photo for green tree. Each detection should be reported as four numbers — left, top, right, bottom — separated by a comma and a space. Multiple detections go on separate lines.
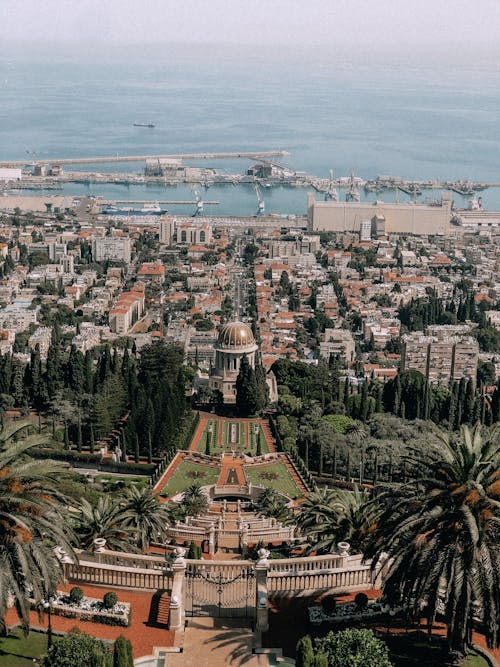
113, 636, 134, 667
296, 635, 314, 667
0, 421, 75, 633
363, 424, 500, 655
119, 486, 172, 551
235, 354, 259, 417
73, 497, 137, 552
182, 484, 208, 517
254, 487, 290, 521
314, 628, 392, 667
44, 629, 112, 667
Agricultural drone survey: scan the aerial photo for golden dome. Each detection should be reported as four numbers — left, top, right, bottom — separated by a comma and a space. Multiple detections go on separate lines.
217, 321, 255, 348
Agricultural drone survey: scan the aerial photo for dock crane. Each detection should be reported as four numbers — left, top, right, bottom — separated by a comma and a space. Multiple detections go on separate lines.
324, 169, 339, 201
254, 182, 265, 214
346, 170, 360, 202
192, 187, 204, 216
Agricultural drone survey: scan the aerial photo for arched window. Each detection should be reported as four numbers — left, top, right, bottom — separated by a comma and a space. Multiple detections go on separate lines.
181, 230, 187, 243
200, 230, 206, 243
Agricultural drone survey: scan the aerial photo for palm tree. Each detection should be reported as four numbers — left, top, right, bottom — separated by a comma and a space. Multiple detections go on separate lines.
72, 497, 137, 552
363, 423, 500, 657
296, 486, 368, 554
0, 420, 75, 633
120, 486, 172, 551
181, 484, 208, 517
254, 487, 290, 522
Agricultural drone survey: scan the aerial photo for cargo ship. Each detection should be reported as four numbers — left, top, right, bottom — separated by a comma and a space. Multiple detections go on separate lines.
133, 122, 155, 128
101, 202, 166, 215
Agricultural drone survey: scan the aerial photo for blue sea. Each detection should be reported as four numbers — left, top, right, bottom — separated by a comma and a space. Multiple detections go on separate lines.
1, 45, 500, 216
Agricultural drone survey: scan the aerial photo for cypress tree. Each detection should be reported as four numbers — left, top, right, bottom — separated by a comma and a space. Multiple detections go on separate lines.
76, 417, 82, 452
89, 422, 95, 454
296, 635, 314, 667
113, 636, 134, 667
135, 434, 140, 463
84, 350, 94, 393
463, 378, 475, 424
147, 431, 153, 464
256, 431, 262, 456
205, 431, 211, 456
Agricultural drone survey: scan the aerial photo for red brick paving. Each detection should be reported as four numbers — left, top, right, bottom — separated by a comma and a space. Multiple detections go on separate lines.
264, 588, 500, 664
5, 583, 175, 659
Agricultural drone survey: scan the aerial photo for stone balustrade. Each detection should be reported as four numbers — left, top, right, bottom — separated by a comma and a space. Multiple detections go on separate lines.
64, 560, 173, 591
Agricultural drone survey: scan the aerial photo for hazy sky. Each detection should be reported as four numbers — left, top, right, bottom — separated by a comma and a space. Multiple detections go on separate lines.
2, 0, 500, 51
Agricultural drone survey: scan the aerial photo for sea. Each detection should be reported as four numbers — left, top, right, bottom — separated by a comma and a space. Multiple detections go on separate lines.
1, 44, 500, 217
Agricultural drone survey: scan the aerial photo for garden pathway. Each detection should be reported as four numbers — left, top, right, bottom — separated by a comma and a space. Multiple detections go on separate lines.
218, 452, 247, 486
168, 618, 268, 667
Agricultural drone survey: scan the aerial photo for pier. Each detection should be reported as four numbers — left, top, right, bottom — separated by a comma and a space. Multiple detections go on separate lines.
0, 150, 289, 168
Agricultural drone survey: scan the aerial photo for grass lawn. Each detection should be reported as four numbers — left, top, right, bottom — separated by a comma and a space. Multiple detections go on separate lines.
160, 460, 221, 496
197, 420, 270, 455
244, 462, 303, 499
0, 629, 60, 666
385, 635, 489, 667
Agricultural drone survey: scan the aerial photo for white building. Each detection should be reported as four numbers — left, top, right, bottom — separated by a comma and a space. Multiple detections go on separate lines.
92, 237, 131, 264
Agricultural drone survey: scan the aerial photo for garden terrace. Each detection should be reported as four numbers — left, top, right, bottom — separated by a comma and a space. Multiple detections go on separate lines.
157, 455, 221, 498
243, 459, 305, 499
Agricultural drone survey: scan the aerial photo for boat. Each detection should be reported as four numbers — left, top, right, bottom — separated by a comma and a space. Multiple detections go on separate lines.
133, 122, 155, 128
101, 201, 166, 215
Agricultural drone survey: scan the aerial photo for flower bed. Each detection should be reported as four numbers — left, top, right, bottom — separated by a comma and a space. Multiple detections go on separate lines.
32, 591, 131, 627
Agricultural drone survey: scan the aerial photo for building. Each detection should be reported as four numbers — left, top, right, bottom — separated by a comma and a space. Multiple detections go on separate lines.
137, 261, 165, 285
159, 216, 176, 245
176, 222, 212, 245
308, 193, 452, 236
402, 329, 479, 386
319, 328, 356, 365
92, 237, 131, 264
109, 288, 145, 335
209, 322, 259, 404
359, 219, 372, 242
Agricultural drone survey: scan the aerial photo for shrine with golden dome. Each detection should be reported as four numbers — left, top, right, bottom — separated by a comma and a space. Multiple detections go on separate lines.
209, 321, 259, 404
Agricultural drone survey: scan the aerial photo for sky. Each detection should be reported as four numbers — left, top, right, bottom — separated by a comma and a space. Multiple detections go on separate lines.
2, 0, 500, 55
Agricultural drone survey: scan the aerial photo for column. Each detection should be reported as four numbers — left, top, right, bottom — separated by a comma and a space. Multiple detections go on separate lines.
169, 547, 187, 631
254, 548, 270, 632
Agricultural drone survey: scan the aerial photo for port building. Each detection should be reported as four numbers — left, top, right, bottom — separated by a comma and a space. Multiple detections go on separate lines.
307, 193, 452, 236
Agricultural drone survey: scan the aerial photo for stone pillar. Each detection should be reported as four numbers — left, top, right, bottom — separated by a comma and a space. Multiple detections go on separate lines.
254, 548, 270, 632
169, 547, 187, 631
209, 523, 216, 556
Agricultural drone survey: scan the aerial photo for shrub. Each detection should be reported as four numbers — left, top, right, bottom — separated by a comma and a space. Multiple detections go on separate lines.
314, 628, 393, 667
43, 629, 112, 667
321, 595, 337, 616
69, 587, 84, 605
103, 591, 118, 610
296, 635, 314, 667
354, 592, 369, 611
113, 635, 134, 667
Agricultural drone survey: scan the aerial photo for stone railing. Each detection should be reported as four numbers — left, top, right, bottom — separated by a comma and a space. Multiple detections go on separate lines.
76, 549, 168, 571
65, 559, 173, 591
267, 554, 373, 596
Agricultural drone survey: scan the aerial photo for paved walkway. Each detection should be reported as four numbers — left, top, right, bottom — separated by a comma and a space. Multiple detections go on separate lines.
218, 452, 247, 486
167, 618, 268, 667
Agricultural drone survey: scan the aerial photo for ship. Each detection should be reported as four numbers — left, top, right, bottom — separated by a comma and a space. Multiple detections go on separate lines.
133, 122, 155, 128
101, 201, 166, 215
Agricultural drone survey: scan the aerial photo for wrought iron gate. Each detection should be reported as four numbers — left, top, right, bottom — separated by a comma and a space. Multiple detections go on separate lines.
185, 563, 255, 619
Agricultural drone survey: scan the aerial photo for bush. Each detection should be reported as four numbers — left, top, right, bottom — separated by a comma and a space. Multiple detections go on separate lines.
296, 635, 314, 667
103, 591, 118, 610
69, 587, 84, 604
43, 629, 112, 667
314, 628, 393, 667
113, 635, 134, 667
321, 595, 337, 616
354, 592, 369, 611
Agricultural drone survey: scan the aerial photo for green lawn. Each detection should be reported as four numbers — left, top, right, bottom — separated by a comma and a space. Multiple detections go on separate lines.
385, 635, 489, 667
197, 420, 270, 455
244, 462, 303, 499
160, 460, 221, 496
0, 629, 60, 666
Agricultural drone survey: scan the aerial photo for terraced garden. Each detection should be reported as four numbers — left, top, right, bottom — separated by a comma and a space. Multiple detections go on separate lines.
244, 461, 304, 499
196, 419, 270, 455
159, 460, 221, 497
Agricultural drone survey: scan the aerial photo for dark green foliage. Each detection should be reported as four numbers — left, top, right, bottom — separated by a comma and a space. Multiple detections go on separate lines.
296, 635, 314, 667
113, 636, 134, 667
43, 629, 112, 667
314, 628, 393, 667
69, 587, 84, 604
102, 591, 118, 610
235, 354, 267, 416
